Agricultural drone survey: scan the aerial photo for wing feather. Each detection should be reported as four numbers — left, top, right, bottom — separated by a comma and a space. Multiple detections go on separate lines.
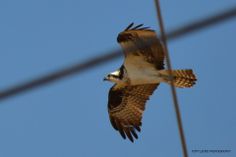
115, 119, 126, 139
108, 84, 159, 142
124, 127, 134, 142
117, 23, 165, 70
124, 22, 134, 31
131, 24, 144, 30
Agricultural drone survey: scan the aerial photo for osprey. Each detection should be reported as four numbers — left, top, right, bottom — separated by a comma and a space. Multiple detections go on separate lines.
104, 23, 197, 142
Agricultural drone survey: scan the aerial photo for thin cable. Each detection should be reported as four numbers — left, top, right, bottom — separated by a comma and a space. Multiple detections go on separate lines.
0, 51, 121, 99
166, 6, 236, 39
154, 0, 188, 156
0, 6, 236, 101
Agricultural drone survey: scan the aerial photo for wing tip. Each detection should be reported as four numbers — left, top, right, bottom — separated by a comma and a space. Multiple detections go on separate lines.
124, 128, 134, 142
118, 123, 141, 142
124, 22, 134, 31
123, 23, 154, 32
117, 23, 154, 43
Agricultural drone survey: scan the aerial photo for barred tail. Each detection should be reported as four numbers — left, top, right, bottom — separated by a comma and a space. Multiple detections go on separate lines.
160, 69, 197, 88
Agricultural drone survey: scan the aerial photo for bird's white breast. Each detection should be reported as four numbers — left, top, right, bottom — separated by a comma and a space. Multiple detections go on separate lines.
124, 55, 162, 85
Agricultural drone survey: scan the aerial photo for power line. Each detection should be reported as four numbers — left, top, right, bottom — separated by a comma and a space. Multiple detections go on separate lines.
0, 6, 236, 101
0, 51, 121, 100
154, 0, 188, 156
166, 6, 236, 39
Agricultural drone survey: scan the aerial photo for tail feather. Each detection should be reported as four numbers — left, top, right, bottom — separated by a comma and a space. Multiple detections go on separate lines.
160, 69, 197, 88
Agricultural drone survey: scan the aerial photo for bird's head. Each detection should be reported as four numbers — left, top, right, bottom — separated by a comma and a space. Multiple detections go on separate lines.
103, 69, 122, 84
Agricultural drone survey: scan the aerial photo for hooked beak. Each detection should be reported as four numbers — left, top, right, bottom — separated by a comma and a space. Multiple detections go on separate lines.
103, 76, 108, 81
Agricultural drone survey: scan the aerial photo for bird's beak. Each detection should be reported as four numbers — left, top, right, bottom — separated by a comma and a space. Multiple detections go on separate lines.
103, 77, 108, 81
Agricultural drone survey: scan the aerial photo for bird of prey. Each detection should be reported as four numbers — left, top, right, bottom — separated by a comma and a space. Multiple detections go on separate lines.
104, 23, 197, 142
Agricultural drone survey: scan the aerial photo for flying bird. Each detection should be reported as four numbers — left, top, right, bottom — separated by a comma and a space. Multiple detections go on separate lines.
104, 23, 197, 142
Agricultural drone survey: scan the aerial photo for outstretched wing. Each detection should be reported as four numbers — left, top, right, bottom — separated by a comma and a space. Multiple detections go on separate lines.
108, 84, 159, 142
117, 23, 165, 70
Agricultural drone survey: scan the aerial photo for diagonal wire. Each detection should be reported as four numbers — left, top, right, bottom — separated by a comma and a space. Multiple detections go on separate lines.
154, 0, 188, 156
0, 6, 236, 101
166, 6, 236, 40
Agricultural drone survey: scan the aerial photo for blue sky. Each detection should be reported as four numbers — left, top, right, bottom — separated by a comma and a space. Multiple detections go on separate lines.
0, 0, 236, 157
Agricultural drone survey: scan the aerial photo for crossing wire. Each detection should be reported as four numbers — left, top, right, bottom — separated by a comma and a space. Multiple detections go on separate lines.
0, 6, 236, 101
154, 0, 188, 156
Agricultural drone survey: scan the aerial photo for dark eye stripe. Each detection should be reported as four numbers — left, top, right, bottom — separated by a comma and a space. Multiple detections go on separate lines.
112, 75, 119, 78
119, 65, 125, 79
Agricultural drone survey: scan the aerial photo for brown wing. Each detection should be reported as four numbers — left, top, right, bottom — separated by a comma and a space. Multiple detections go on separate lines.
108, 83, 159, 142
117, 23, 165, 70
